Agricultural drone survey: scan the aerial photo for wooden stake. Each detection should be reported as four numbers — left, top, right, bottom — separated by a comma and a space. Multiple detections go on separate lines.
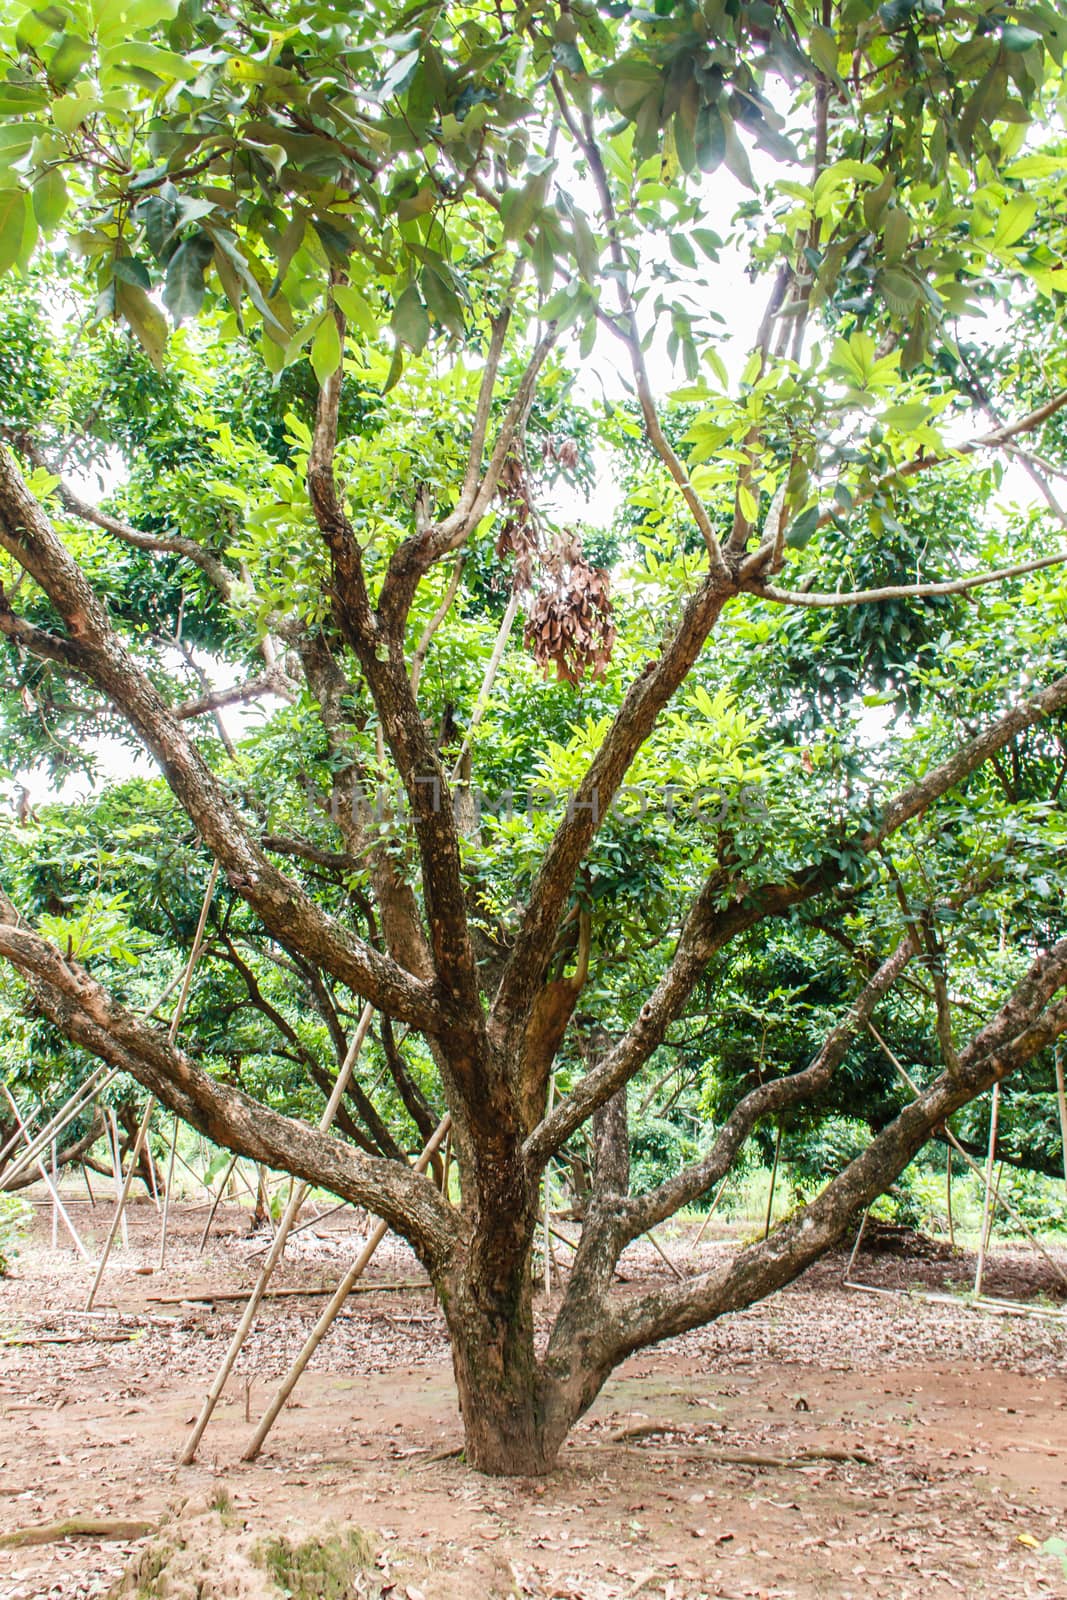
180, 1001, 375, 1465
974, 1081, 1000, 1300
242, 1114, 451, 1463
946, 1144, 954, 1250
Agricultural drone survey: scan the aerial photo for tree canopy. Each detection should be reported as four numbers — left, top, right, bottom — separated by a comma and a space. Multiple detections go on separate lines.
0, 0, 1065, 1473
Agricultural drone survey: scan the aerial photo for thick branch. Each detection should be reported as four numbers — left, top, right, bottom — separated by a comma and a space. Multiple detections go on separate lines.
175, 668, 295, 720
7, 435, 235, 600
526, 670, 1067, 1166
0, 907, 456, 1265
601, 939, 1067, 1361
621, 934, 917, 1235
0, 444, 439, 1032
491, 575, 732, 1036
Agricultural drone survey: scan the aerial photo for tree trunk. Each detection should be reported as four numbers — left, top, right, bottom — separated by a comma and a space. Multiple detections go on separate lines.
446, 1273, 554, 1475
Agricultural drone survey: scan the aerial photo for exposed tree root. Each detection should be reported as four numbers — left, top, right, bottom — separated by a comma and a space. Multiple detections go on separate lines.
0, 1516, 158, 1549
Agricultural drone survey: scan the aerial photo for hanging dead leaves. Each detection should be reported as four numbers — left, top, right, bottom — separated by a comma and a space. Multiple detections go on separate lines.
495, 443, 616, 685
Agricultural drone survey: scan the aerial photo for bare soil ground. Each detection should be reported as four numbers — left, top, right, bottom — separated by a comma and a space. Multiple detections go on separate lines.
2, 1196, 1066, 1600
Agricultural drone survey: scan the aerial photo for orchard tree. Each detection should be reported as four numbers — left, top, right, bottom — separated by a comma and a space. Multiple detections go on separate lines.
0, 0, 1066, 1473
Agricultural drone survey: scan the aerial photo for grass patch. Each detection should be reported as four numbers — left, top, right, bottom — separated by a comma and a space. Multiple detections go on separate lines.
255, 1527, 375, 1600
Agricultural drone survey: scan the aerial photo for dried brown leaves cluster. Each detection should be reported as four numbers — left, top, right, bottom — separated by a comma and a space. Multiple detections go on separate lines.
495, 441, 615, 684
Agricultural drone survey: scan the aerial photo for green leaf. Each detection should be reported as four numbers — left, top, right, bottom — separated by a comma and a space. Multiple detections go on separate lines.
421, 265, 465, 339
570, 206, 599, 282
0, 187, 29, 277
32, 169, 68, 232
991, 196, 1038, 252
379, 47, 421, 100
690, 228, 721, 262
332, 283, 378, 340
784, 504, 819, 549
878, 267, 920, 313
721, 114, 756, 192
382, 344, 404, 393
100, 40, 197, 84
0, 126, 36, 166
813, 160, 885, 215
502, 169, 550, 242
0, 83, 48, 116
48, 33, 92, 87
695, 103, 725, 173
808, 25, 840, 79
310, 311, 342, 385
531, 226, 556, 295
115, 278, 167, 370
882, 206, 910, 261
881, 401, 931, 430
1001, 23, 1042, 53
669, 231, 696, 270
163, 233, 213, 324
392, 283, 429, 353
737, 481, 758, 522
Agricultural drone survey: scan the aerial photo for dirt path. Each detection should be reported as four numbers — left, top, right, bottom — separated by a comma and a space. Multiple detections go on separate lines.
2, 1200, 1065, 1599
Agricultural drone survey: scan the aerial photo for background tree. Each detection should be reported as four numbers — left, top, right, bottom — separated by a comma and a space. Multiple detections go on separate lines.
0, 0, 1065, 1473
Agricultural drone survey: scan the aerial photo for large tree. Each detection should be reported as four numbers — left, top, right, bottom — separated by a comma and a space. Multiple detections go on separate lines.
0, 0, 1065, 1473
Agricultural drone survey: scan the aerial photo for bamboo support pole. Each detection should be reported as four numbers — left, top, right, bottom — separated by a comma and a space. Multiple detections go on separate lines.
245, 1198, 352, 1258
144, 1135, 161, 1210
86, 1098, 155, 1308
843, 1210, 869, 1284
106, 1110, 128, 1248
868, 1024, 1067, 1295
180, 1001, 374, 1466
242, 1114, 452, 1463
156, 863, 218, 1270
764, 1123, 783, 1240
690, 1172, 731, 1252
198, 1154, 240, 1251
946, 1145, 954, 1249
50, 1139, 58, 1248
0, 1086, 91, 1261
645, 1226, 685, 1282
543, 1074, 555, 1294
974, 1082, 1001, 1300
1056, 1042, 1067, 1195
88, 863, 218, 1308
1, 1064, 117, 1190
